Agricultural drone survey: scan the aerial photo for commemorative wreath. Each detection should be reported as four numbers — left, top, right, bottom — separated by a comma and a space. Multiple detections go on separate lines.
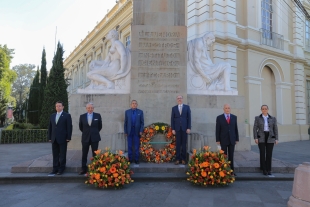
140, 123, 176, 163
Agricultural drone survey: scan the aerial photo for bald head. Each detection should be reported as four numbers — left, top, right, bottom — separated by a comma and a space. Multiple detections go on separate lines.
223, 104, 231, 115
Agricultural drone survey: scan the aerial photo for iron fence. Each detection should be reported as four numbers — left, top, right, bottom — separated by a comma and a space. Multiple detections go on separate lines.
260, 28, 284, 50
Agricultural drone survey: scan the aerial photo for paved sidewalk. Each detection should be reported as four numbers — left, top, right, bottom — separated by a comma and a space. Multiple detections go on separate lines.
0, 140, 309, 182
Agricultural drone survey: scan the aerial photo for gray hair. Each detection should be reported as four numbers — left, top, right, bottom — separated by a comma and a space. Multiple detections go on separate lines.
86, 102, 94, 107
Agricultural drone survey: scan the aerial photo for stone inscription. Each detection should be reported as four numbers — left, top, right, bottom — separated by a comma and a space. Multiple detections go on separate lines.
136, 29, 184, 94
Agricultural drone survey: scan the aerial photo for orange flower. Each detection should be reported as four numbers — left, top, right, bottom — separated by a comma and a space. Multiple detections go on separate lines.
118, 150, 123, 155
193, 149, 197, 155
219, 150, 224, 154
203, 146, 209, 150
113, 173, 119, 178
213, 163, 220, 168
219, 171, 225, 177
99, 167, 106, 173
110, 167, 117, 173
199, 161, 210, 168
201, 171, 207, 177
94, 149, 101, 155
95, 173, 100, 180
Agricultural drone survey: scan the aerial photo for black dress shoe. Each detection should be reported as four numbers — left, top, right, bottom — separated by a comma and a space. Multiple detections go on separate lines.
135, 160, 140, 164
267, 171, 272, 176
263, 171, 267, 175
79, 171, 87, 175
49, 171, 57, 175
57, 171, 63, 175
233, 173, 237, 177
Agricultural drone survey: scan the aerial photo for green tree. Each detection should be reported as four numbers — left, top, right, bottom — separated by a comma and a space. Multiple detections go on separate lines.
28, 69, 40, 124
39, 48, 47, 119
40, 42, 68, 129
0, 45, 16, 125
11, 64, 36, 121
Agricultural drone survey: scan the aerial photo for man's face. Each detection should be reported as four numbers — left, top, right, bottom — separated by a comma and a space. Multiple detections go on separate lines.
55, 103, 64, 113
223, 104, 231, 114
131, 101, 138, 109
177, 96, 183, 105
86, 104, 94, 114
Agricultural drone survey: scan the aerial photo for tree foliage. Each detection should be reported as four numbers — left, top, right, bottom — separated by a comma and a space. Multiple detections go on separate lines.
0, 45, 16, 125
28, 69, 40, 124
11, 64, 36, 120
39, 48, 47, 119
39, 42, 68, 129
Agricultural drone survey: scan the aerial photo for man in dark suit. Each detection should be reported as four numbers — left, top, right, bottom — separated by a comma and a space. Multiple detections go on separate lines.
78, 102, 102, 175
124, 100, 144, 164
48, 101, 72, 175
171, 95, 191, 165
216, 104, 239, 175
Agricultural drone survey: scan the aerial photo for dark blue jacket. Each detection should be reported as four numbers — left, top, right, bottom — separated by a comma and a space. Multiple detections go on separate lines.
124, 108, 144, 136
48, 111, 72, 144
216, 114, 239, 145
171, 104, 191, 131
79, 112, 102, 142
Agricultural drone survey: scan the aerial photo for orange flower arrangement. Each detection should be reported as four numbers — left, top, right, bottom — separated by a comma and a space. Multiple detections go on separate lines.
85, 149, 133, 189
140, 123, 176, 163
186, 146, 235, 186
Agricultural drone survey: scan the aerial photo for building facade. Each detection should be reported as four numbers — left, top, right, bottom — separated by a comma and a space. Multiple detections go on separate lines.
64, 0, 310, 144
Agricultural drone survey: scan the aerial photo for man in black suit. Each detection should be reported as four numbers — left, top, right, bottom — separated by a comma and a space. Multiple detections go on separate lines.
216, 104, 239, 175
78, 102, 102, 175
48, 101, 72, 175
171, 95, 191, 165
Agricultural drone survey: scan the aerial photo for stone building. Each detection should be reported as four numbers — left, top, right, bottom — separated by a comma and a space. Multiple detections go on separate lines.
64, 0, 310, 146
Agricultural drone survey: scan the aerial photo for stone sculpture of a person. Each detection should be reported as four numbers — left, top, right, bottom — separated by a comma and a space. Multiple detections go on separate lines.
86, 30, 131, 89
187, 32, 232, 91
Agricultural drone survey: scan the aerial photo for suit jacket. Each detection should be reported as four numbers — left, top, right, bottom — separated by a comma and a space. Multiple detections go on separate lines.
124, 108, 144, 136
79, 112, 102, 143
171, 104, 191, 131
48, 111, 72, 144
253, 114, 278, 143
216, 114, 239, 145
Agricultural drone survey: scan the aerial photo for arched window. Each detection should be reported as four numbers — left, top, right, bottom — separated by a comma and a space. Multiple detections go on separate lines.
261, 66, 276, 116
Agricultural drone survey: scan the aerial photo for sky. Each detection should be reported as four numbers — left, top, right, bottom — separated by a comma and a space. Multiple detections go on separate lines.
0, 0, 116, 70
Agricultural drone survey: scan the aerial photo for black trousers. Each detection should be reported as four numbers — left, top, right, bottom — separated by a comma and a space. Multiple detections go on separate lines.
81, 140, 99, 171
52, 140, 68, 172
220, 144, 235, 170
175, 129, 187, 161
258, 132, 274, 172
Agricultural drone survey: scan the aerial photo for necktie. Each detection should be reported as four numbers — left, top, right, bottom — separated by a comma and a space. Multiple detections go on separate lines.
227, 115, 230, 124
179, 105, 182, 115
56, 113, 60, 124
88, 115, 92, 126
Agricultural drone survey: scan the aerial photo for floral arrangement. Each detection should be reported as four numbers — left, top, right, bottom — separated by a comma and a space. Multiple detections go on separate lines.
186, 146, 235, 186
85, 149, 133, 189
140, 123, 176, 163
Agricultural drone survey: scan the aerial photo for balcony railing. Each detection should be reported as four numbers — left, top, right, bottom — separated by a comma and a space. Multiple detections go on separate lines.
260, 28, 284, 50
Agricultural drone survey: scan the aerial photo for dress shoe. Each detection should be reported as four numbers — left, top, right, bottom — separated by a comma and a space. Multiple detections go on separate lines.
233, 173, 237, 176
263, 171, 267, 175
135, 160, 140, 164
79, 171, 87, 175
181, 160, 186, 165
57, 171, 63, 175
267, 171, 272, 176
49, 170, 57, 175
174, 160, 180, 165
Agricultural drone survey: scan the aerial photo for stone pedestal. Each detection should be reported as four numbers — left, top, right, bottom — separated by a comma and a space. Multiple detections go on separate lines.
288, 162, 310, 207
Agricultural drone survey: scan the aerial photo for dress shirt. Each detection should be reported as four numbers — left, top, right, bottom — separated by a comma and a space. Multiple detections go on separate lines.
87, 113, 93, 125
178, 104, 183, 114
263, 114, 269, 131
56, 111, 63, 123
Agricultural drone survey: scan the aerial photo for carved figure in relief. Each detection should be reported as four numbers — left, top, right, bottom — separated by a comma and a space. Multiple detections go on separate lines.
187, 32, 233, 91
86, 30, 131, 89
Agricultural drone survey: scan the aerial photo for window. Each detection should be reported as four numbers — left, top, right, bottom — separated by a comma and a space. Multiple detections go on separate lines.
306, 20, 310, 50
125, 35, 131, 47
261, 0, 272, 39
307, 80, 310, 123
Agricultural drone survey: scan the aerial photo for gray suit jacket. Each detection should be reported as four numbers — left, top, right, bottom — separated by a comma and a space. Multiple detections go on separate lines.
253, 114, 278, 143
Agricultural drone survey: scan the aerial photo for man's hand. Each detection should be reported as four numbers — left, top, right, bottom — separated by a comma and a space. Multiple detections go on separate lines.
255, 139, 258, 144
275, 140, 278, 145
235, 141, 239, 144
66, 140, 70, 142
49, 140, 51, 142
186, 129, 191, 134
216, 142, 220, 145
124, 134, 127, 137
139, 132, 142, 136
172, 130, 176, 135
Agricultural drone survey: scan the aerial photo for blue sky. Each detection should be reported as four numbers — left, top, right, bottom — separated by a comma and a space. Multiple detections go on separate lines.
0, 0, 116, 70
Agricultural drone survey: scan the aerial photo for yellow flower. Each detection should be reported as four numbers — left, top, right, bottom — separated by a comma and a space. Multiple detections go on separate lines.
161, 126, 165, 130
155, 126, 159, 130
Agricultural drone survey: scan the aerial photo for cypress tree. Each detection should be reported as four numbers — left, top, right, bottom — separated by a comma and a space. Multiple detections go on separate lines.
39, 48, 47, 118
39, 42, 68, 129
28, 69, 40, 124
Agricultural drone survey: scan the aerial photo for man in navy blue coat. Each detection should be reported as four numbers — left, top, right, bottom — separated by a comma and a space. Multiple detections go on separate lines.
48, 101, 72, 175
124, 100, 144, 164
78, 102, 102, 175
216, 104, 239, 175
171, 95, 191, 165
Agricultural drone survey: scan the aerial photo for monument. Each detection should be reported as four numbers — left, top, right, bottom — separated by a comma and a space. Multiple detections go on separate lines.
68, 0, 249, 152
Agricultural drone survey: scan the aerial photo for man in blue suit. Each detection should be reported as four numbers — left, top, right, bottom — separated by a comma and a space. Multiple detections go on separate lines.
48, 101, 72, 175
171, 95, 191, 165
78, 102, 102, 175
124, 100, 144, 164
216, 104, 239, 175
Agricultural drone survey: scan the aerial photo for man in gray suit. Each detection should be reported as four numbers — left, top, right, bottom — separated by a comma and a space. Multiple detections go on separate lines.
124, 100, 144, 164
